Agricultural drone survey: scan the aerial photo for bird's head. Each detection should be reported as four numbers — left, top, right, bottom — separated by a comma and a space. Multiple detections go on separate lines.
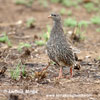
48, 13, 61, 22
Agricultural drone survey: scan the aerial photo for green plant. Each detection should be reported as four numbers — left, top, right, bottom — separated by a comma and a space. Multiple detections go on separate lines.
21, 65, 26, 77
14, 0, 34, 7
91, 16, 100, 25
0, 32, 12, 47
35, 25, 51, 46
67, 10, 72, 16
64, 18, 77, 27
39, 0, 48, 8
77, 0, 82, 3
78, 21, 89, 27
10, 62, 21, 80
62, 0, 77, 7
26, 17, 35, 28
14, 0, 27, 5
84, 2, 98, 12
97, 56, 100, 60
96, 28, 100, 32
43, 25, 50, 41
10, 61, 26, 80
51, 0, 60, 3
60, 8, 66, 15
35, 40, 45, 46
76, 26, 86, 40
28, 0, 34, 6
18, 43, 31, 52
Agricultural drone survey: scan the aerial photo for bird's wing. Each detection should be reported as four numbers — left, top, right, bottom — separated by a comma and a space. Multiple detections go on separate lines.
65, 36, 81, 54
70, 46, 81, 54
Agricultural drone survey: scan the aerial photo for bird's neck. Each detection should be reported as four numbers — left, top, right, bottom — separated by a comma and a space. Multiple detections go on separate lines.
53, 20, 62, 29
50, 20, 63, 37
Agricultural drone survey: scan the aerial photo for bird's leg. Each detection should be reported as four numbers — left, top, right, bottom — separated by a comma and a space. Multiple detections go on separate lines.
66, 67, 73, 79
70, 67, 73, 78
41, 62, 50, 72
57, 67, 63, 79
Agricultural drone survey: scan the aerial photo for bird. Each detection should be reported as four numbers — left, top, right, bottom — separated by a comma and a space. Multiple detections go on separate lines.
46, 13, 79, 79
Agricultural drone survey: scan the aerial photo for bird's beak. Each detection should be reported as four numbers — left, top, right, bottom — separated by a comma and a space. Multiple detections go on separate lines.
48, 15, 52, 18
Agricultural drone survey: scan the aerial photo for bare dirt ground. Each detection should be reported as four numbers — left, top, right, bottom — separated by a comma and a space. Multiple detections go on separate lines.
0, 0, 100, 100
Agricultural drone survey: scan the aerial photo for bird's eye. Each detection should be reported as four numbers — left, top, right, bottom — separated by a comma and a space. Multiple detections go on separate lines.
51, 14, 56, 16
53, 14, 56, 16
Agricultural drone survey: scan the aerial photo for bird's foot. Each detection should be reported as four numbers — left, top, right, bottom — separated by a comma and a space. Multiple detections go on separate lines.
56, 67, 64, 79
66, 67, 73, 79
56, 75, 64, 79
66, 75, 73, 79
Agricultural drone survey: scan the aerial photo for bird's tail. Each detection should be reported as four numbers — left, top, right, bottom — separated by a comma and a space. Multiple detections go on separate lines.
74, 53, 81, 70
74, 63, 81, 70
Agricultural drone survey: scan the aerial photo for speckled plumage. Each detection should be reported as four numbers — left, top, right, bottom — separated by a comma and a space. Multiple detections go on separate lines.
47, 14, 75, 68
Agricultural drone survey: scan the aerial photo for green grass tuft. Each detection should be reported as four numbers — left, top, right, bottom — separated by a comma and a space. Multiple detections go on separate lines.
35, 40, 45, 46
14, 0, 34, 7
10, 61, 21, 80
91, 16, 100, 25
26, 17, 35, 28
97, 56, 100, 60
62, 0, 78, 7
78, 21, 89, 27
64, 18, 77, 27
0, 32, 12, 47
21, 65, 26, 77
39, 0, 48, 8
35, 25, 51, 46
10, 61, 26, 80
96, 28, 100, 32
84, 2, 99, 12
18, 43, 31, 52
60, 8, 66, 15
76, 26, 86, 41
67, 10, 72, 16
51, 0, 60, 3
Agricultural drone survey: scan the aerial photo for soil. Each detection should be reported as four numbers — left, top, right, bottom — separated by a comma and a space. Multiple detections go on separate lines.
0, 0, 100, 100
